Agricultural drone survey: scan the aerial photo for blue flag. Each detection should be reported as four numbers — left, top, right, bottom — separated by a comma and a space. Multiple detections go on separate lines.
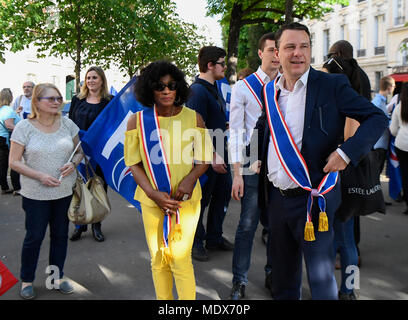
387, 136, 402, 200
110, 85, 118, 96
216, 77, 231, 122
80, 76, 148, 212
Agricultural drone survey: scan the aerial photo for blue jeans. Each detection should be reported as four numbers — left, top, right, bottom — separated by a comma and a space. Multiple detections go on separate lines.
232, 172, 261, 285
333, 216, 358, 294
20, 195, 72, 282
194, 165, 232, 247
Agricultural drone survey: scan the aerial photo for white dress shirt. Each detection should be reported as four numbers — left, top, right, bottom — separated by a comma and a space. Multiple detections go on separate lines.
229, 66, 276, 164
267, 69, 309, 189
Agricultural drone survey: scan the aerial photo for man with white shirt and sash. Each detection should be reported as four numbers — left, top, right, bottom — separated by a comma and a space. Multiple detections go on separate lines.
252, 22, 388, 300
228, 32, 280, 300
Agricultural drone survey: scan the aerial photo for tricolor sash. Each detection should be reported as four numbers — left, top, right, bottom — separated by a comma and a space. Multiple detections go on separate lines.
243, 72, 265, 110
263, 79, 339, 241
139, 106, 181, 262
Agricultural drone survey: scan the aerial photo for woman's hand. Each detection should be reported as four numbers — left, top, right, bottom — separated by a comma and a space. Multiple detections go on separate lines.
38, 173, 61, 187
149, 190, 181, 215
59, 162, 75, 179
174, 176, 196, 201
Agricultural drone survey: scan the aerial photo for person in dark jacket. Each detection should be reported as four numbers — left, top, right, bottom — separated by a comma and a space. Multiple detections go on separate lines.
328, 40, 372, 265
68, 66, 113, 242
186, 46, 233, 261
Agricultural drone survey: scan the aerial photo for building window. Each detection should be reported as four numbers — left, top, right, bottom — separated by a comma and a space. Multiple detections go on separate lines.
357, 20, 367, 57
323, 29, 330, 60
374, 15, 385, 55
401, 40, 408, 65
394, 0, 405, 25
375, 71, 383, 92
340, 25, 344, 40
311, 33, 315, 63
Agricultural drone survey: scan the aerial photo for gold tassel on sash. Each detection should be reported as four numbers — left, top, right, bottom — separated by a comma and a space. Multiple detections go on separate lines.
171, 224, 182, 242
304, 221, 316, 241
161, 246, 172, 265
318, 211, 329, 232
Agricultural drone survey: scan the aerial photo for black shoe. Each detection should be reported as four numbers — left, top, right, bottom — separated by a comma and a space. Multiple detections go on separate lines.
70, 228, 84, 241
265, 272, 275, 298
403, 209, 408, 215
261, 228, 268, 245
205, 237, 234, 251
385, 201, 392, 206
92, 224, 105, 242
338, 291, 357, 300
192, 246, 209, 262
229, 283, 245, 300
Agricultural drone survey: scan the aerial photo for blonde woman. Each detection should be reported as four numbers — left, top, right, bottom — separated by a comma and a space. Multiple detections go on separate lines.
0, 88, 21, 194
9, 83, 83, 299
68, 66, 113, 242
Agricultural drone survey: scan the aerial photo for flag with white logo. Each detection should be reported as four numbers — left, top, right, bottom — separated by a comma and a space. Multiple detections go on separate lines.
216, 77, 231, 122
80, 77, 148, 212
387, 136, 402, 200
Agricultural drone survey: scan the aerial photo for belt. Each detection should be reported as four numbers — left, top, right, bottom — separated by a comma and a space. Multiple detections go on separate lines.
278, 187, 308, 198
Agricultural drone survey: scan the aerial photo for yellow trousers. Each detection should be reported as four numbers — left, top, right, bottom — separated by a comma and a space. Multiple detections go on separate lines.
141, 200, 200, 300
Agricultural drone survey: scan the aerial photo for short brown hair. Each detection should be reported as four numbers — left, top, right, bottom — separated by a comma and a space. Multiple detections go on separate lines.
258, 32, 275, 51
237, 68, 254, 80
198, 46, 226, 73
380, 76, 395, 91
275, 22, 311, 49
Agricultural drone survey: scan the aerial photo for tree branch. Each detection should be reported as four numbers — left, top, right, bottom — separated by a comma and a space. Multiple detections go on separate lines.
240, 17, 284, 26
244, 0, 265, 12
245, 7, 302, 19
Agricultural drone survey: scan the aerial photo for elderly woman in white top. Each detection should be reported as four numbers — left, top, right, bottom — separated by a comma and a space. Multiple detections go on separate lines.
390, 82, 408, 215
9, 83, 83, 299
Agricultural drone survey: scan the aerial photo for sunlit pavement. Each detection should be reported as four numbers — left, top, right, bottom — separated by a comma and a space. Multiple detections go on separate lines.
1, 176, 407, 300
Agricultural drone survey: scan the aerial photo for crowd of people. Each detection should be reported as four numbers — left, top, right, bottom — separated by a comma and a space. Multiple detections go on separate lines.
2, 21, 407, 301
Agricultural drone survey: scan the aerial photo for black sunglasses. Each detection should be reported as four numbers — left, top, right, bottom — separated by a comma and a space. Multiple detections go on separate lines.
325, 57, 343, 70
152, 81, 177, 92
213, 61, 226, 67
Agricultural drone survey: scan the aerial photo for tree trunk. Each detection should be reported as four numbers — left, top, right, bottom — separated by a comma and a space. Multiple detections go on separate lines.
75, 3, 82, 93
285, 0, 294, 23
225, 3, 243, 84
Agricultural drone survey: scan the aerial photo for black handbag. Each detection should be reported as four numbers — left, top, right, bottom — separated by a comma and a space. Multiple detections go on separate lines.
336, 153, 386, 222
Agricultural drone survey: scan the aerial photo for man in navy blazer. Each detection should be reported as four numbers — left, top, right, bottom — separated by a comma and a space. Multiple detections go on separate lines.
251, 23, 388, 300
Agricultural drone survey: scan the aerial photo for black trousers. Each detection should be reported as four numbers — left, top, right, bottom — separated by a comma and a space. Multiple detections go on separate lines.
395, 147, 408, 207
0, 136, 20, 191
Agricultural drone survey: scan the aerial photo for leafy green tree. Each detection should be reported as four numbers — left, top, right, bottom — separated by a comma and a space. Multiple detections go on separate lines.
0, 0, 205, 91
90, 0, 205, 79
0, 0, 111, 91
206, 0, 349, 82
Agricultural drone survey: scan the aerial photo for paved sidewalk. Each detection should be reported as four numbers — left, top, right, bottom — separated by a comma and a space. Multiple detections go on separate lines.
1, 180, 407, 300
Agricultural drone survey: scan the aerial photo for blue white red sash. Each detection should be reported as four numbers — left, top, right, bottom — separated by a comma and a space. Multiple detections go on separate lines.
263, 78, 339, 241
243, 72, 265, 110
139, 106, 180, 258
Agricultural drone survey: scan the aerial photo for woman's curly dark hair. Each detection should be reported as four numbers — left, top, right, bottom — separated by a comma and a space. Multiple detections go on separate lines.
134, 60, 191, 107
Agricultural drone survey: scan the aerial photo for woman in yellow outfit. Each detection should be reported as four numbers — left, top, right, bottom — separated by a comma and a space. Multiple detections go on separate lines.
124, 61, 213, 300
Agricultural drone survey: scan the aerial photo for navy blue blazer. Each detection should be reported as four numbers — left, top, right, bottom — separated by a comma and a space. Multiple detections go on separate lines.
253, 67, 388, 210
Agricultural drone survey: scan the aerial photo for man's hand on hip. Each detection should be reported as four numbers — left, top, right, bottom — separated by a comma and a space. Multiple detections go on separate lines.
323, 150, 348, 173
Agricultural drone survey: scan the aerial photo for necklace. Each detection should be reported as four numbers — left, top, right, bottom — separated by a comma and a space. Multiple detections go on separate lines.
36, 117, 56, 127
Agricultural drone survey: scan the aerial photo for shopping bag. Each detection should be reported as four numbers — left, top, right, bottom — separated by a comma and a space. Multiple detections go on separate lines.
336, 154, 386, 222
0, 261, 18, 296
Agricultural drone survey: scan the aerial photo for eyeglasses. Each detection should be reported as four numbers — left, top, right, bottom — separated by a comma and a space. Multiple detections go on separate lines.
38, 96, 63, 103
152, 81, 177, 91
213, 61, 226, 67
325, 57, 343, 70
23, 86, 33, 89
